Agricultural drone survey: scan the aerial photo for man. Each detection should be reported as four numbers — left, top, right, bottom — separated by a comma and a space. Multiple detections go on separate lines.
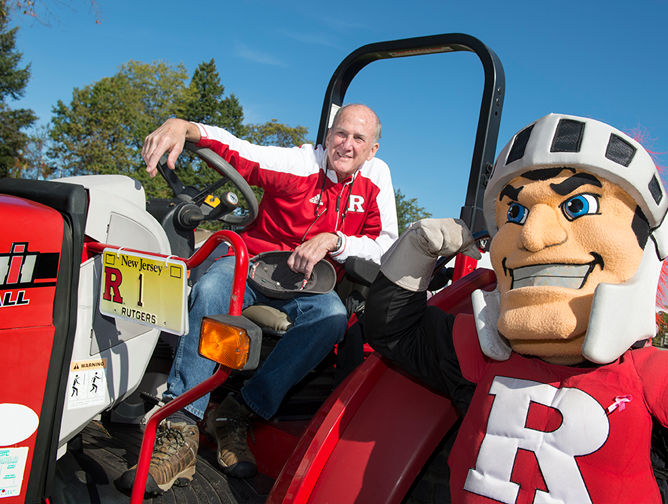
366, 113, 668, 503
121, 104, 398, 493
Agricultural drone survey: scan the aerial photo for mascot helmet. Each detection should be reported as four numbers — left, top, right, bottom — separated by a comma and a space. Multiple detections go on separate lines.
479, 113, 668, 364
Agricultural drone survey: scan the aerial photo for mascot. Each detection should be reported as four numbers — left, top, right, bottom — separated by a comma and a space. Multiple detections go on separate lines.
366, 113, 668, 503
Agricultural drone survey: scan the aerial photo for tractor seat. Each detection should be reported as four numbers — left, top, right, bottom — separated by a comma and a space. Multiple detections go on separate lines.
242, 304, 293, 338
240, 257, 380, 339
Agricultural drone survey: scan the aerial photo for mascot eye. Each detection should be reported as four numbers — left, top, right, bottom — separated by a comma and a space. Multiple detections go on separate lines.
507, 203, 528, 225
562, 194, 599, 221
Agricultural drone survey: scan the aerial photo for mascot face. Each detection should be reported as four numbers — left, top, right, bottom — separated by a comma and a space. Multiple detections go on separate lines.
490, 167, 646, 364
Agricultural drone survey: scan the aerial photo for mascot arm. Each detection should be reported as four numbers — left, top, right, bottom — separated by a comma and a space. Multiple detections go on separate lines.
380, 218, 481, 292
365, 272, 476, 415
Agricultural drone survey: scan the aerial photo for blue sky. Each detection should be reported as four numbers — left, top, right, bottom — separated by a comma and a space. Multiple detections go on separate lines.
11, 0, 668, 220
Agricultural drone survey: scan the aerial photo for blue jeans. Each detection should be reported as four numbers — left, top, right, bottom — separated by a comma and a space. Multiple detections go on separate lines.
164, 255, 348, 420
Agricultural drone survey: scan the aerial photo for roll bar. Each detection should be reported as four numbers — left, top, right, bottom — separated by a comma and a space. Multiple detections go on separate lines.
316, 33, 505, 233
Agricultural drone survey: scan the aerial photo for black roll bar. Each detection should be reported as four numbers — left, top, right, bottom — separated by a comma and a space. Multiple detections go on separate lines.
316, 33, 505, 233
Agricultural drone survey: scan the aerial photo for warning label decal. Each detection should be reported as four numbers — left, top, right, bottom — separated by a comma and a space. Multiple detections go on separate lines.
67, 359, 107, 410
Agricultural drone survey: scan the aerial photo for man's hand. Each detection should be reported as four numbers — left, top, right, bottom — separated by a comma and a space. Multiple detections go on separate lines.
287, 233, 338, 280
142, 118, 201, 177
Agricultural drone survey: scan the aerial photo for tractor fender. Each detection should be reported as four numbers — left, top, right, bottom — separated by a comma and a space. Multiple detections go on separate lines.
268, 268, 497, 504
268, 353, 459, 504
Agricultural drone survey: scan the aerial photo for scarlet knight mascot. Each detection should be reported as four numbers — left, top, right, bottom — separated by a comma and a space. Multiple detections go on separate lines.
365, 113, 668, 504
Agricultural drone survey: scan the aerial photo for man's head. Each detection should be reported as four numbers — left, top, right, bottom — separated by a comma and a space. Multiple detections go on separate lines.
482, 114, 668, 364
325, 104, 380, 181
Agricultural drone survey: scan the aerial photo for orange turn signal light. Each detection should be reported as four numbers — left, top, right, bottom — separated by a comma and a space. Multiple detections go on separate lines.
198, 317, 250, 370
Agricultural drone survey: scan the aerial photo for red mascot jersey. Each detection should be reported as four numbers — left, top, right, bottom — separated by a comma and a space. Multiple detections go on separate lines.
450, 314, 668, 504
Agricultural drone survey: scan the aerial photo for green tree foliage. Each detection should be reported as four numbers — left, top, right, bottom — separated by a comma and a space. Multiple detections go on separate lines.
176, 58, 247, 192
395, 188, 432, 234
48, 60, 190, 196
1, 0, 103, 26
47, 56, 310, 229
0, 9, 36, 178
182, 58, 245, 136
16, 123, 49, 179
245, 119, 309, 148
654, 311, 668, 347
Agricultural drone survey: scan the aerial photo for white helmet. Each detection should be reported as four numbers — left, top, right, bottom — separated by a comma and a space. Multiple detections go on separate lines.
474, 113, 667, 364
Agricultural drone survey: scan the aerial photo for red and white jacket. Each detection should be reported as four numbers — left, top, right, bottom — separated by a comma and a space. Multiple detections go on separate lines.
194, 123, 398, 276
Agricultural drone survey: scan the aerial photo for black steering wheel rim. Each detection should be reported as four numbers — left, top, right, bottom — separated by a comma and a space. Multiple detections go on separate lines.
156, 141, 259, 227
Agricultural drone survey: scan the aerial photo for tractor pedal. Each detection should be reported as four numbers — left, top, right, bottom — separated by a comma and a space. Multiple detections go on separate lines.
140, 392, 164, 408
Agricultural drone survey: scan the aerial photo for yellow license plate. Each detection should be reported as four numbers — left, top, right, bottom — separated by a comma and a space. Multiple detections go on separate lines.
99, 249, 189, 335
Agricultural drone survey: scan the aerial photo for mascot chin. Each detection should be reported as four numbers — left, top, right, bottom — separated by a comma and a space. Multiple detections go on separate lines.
366, 113, 668, 504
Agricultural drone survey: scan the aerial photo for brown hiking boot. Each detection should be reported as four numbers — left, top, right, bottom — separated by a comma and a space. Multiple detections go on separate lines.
118, 421, 199, 494
205, 394, 257, 478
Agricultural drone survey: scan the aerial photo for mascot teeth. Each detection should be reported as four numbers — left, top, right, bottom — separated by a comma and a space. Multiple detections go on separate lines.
511, 263, 591, 289
509, 253, 603, 290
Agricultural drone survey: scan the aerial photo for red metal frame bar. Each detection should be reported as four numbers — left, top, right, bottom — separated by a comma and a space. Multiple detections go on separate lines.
86, 231, 248, 504
129, 366, 232, 503
452, 254, 478, 282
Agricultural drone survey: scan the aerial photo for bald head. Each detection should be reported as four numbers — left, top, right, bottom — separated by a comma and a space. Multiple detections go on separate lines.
325, 103, 381, 181
332, 104, 382, 144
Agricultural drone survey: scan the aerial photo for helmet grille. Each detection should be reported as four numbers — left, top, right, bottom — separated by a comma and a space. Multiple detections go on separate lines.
605, 134, 636, 167
506, 125, 534, 165
649, 175, 663, 205
550, 119, 585, 153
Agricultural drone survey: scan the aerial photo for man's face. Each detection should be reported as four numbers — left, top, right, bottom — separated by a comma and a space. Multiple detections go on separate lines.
325, 105, 379, 181
490, 168, 645, 364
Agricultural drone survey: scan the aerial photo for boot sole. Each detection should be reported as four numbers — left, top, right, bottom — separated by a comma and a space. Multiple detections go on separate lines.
119, 464, 196, 495
156, 464, 196, 492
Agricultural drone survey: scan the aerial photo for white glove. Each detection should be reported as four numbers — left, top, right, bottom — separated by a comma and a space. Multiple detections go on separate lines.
380, 218, 481, 292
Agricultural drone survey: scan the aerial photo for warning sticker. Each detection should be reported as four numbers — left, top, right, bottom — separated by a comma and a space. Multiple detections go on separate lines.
70, 358, 106, 372
67, 359, 107, 410
0, 447, 28, 499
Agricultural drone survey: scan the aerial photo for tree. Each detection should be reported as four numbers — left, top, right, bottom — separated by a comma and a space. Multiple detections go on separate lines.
654, 311, 668, 347
395, 188, 432, 234
2, 0, 103, 25
0, 8, 36, 178
48, 60, 190, 196
182, 58, 245, 136
47, 57, 311, 224
176, 59, 246, 191
245, 119, 309, 148
14, 123, 49, 178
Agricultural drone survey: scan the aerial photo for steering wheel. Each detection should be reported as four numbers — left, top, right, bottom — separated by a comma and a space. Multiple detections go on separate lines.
156, 141, 259, 227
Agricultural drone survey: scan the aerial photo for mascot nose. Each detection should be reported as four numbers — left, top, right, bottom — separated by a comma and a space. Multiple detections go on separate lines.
519, 204, 567, 251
